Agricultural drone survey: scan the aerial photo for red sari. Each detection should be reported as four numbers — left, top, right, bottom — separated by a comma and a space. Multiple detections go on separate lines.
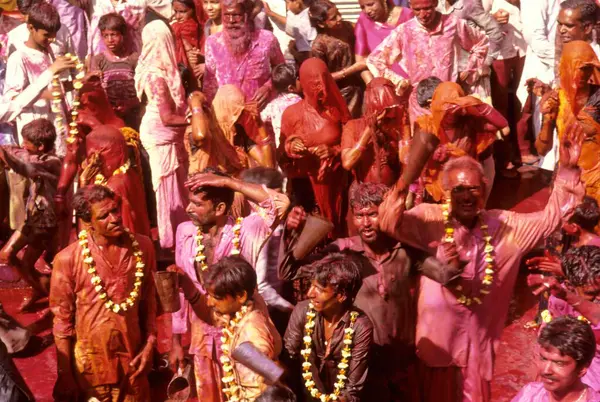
280, 58, 351, 238
85, 126, 152, 237
341, 77, 407, 186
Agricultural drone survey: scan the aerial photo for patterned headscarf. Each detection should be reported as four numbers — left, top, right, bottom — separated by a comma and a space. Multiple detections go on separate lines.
559, 40, 600, 116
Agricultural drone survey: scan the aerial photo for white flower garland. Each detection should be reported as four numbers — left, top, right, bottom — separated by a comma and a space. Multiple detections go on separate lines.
219, 305, 250, 401
194, 217, 243, 271
301, 303, 359, 402
78, 229, 144, 314
442, 201, 496, 306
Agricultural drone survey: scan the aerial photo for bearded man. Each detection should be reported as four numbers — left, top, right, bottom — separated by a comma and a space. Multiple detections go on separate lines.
279, 182, 462, 401
50, 185, 157, 402
203, 0, 285, 109
376, 124, 585, 401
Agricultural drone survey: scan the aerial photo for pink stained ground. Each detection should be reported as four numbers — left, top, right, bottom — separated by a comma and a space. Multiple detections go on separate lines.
0, 166, 551, 402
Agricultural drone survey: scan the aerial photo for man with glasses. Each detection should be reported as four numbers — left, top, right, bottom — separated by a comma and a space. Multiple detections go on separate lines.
376, 124, 585, 401
203, 0, 285, 109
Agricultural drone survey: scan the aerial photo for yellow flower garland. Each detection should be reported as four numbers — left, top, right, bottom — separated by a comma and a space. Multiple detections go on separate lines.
301, 303, 359, 402
94, 159, 131, 186
442, 201, 495, 306
50, 53, 85, 145
219, 304, 250, 402
541, 309, 591, 324
78, 228, 145, 314
195, 217, 243, 271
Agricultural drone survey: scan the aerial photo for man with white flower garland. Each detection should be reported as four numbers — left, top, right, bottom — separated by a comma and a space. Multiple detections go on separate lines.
169, 168, 290, 402
376, 122, 586, 401
283, 253, 373, 402
49, 185, 157, 402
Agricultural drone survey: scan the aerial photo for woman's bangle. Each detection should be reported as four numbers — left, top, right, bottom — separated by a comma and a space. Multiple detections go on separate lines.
188, 291, 201, 305
192, 106, 202, 115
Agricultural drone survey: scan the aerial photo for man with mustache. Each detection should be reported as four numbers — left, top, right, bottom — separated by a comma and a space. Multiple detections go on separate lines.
203, 0, 285, 109
527, 245, 600, 392
366, 0, 489, 123
376, 124, 585, 401
49, 185, 157, 401
169, 168, 289, 401
512, 316, 599, 401
279, 182, 462, 401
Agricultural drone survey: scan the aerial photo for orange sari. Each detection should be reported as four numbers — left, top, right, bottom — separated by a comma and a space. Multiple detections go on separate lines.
556, 41, 600, 205
417, 82, 506, 201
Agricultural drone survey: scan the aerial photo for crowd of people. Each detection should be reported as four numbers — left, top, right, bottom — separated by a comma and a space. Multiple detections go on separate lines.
0, 0, 599, 400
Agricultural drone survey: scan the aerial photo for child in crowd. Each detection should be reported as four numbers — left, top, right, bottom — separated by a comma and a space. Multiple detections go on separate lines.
0, 118, 61, 312
90, 13, 141, 129
260, 63, 301, 147
3, 1, 75, 156
6, 0, 75, 58
172, 0, 204, 90
203, 0, 222, 36
262, 0, 316, 65
309, 0, 365, 117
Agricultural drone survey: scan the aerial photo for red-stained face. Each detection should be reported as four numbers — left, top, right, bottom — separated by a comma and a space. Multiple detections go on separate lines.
446, 168, 485, 224
352, 205, 381, 245
410, 0, 439, 29
90, 198, 124, 238
306, 280, 345, 313
223, 4, 247, 36
537, 345, 587, 394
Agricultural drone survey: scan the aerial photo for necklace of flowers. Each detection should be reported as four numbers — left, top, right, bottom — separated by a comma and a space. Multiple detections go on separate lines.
301, 303, 359, 402
219, 304, 250, 401
94, 159, 131, 186
78, 228, 144, 314
194, 217, 243, 271
540, 309, 591, 325
442, 200, 495, 307
50, 53, 85, 145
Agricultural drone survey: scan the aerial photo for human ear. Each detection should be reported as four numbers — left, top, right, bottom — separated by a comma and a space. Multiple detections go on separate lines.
236, 290, 248, 305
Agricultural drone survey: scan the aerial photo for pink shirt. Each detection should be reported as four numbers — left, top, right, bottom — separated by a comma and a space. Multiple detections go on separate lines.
366, 13, 488, 121
548, 296, 600, 392
392, 167, 583, 383
172, 193, 285, 356
512, 382, 600, 402
203, 29, 285, 104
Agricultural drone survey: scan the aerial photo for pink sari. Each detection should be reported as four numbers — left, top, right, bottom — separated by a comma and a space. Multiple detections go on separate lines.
135, 19, 188, 249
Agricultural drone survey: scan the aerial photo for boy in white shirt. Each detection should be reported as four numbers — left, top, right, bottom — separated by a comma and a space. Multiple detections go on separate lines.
3, 1, 72, 156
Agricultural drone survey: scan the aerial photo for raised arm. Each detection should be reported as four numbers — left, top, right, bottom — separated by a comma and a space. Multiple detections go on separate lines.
507, 123, 585, 253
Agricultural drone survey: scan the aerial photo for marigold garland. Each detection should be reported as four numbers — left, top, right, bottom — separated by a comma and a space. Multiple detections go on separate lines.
541, 309, 591, 324
94, 159, 131, 186
195, 218, 243, 271
300, 303, 359, 402
78, 228, 144, 314
442, 200, 495, 306
51, 53, 85, 145
219, 305, 250, 401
